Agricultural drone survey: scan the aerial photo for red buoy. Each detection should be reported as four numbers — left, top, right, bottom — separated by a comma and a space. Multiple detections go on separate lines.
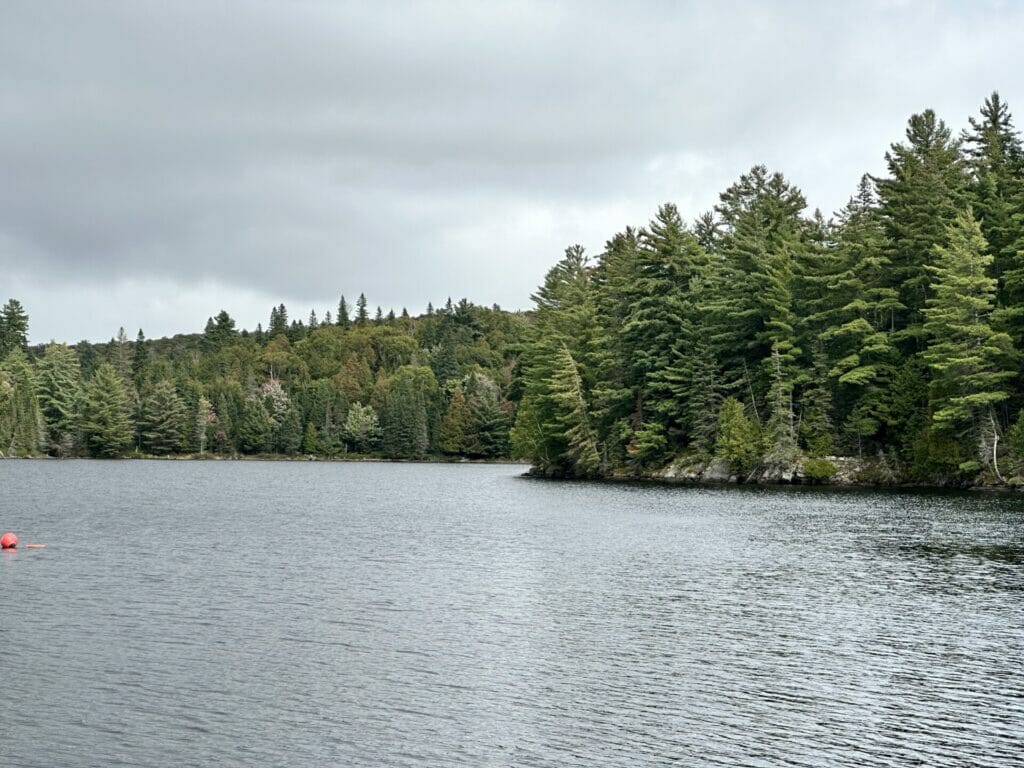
0, 532, 17, 550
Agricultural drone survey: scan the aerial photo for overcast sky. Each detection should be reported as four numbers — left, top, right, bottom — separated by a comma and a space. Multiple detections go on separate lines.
2, 1, 1023, 343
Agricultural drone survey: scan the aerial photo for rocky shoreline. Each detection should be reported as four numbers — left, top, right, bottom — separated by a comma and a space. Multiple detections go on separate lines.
531, 455, 1024, 493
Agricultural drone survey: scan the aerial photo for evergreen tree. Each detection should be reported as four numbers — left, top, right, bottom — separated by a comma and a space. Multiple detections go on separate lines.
439, 385, 473, 455
875, 109, 968, 344
381, 368, 433, 459
921, 208, 1017, 469
0, 299, 29, 357
1, 349, 45, 455
112, 326, 132, 381
962, 92, 1023, 295
237, 397, 274, 454
302, 422, 318, 454
511, 245, 602, 473
79, 363, 133, 457
355, 293, 369, 325
549, 344, 601, 476
35, 343, 82, 455
132, 329, 149, 386
337, 295, 351, 328
715, 397, 761, 476
269, 304, 289, 337
214, 393, 235, 453
798, 345, 835, 457
139, 379, 187, 454
276, 405, 303, 455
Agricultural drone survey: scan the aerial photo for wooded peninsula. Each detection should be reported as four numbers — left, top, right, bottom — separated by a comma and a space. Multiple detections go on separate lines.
4, 93, 1024, 488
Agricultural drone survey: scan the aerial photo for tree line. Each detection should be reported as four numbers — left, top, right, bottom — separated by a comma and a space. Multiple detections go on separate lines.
511, 92, 1024, 484
6, 91, 1024, 486
0, 296, 524, 460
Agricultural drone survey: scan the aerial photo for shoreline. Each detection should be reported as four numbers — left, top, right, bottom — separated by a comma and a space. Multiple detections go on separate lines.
0, 453, 530, 467
4, 453, 1020, 493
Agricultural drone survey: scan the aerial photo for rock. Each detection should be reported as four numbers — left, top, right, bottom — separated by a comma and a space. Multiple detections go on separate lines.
703, 459, 731, 482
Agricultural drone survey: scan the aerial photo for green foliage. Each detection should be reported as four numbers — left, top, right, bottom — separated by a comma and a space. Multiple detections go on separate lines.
139, 380, 187, 454
381, 366, 434, 459
921, 208, 1016, 456
0, 299, 29, 358
35, 343, 82, 455
237, 397, 274, 454
342, 403, 381, 453
1, 349, 45, 455
79, 363, 134, 457
439, 385, 473, 455
715, 397, 761, 476
802, 458, 837, 481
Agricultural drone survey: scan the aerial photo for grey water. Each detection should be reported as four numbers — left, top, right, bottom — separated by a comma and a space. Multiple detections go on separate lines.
1, 461, 1023, 767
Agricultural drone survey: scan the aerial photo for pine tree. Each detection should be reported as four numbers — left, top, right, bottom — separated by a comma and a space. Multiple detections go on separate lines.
35, 343, 82, 455
707, 166, 807, 402
875, 109, 968, 345
139, 379, 187, 454
798, 345, 835, 457
79, 363, 133, 457
621, 204, 707, 451
922, 208, 1017, 469
962, 92, 1023, 293
511, 245, 602, 473
0, 299, 29, 357
549, 344, 601, 476
1, 349, 45, 455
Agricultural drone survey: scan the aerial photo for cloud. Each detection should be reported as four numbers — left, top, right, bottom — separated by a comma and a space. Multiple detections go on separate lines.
1, 1, 1022, 342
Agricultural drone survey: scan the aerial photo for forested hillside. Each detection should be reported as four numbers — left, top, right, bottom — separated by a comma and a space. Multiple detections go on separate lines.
5, 92, 1024, 485
0, 296, 525, 460
511, 92, 1024, 485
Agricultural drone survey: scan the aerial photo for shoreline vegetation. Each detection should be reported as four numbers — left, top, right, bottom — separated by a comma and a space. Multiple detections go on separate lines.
6, 92, 1024, 493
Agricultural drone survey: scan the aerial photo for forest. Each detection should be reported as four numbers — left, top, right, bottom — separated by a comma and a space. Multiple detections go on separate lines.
0, 296, 525, 461
4, 92, 1024, 486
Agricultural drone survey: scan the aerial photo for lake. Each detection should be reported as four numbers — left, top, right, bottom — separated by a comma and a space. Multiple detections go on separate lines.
1, 460, 1022, 766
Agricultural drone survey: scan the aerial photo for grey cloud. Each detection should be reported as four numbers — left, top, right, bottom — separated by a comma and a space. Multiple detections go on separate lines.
1, 1, 1023, 341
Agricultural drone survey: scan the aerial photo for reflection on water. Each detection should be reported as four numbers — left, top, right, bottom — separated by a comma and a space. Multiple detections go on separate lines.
1, 461, 1023, 767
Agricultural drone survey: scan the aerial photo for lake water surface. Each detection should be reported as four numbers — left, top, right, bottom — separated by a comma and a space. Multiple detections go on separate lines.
1, 460, 1023, 766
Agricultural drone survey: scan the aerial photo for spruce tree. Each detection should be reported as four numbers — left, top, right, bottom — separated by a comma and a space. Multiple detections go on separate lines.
355, 293, 369, 325
337, 295, 351, 327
